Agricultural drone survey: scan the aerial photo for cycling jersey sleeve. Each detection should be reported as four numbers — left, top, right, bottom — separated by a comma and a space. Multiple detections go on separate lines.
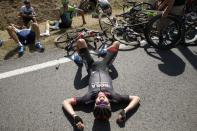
73, 92, 97, 106
68, 5, 77, 12
110, 92, 130, 103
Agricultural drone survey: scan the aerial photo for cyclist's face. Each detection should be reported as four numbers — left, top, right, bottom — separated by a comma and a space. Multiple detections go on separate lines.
25, 3, 31, 8
95, 92, 110, 107
63, 4, 68, 9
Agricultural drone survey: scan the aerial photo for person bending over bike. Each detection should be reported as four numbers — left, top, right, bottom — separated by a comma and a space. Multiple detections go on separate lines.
18, 0, 37, 27
6, 23, 44, 56
63, 39, 140, 130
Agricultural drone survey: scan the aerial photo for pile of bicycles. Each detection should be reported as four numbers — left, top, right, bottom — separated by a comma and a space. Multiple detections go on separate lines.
55, 0, 196, 53
54, 27, 111, 56
99, 0, 197, 50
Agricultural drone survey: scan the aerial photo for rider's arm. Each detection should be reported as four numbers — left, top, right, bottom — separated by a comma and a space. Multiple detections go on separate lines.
123, 95, 140, 113
63, 98, 77, 117
63, 98, 85, 130
117, 95, 140, 123
31, 7, 36, 17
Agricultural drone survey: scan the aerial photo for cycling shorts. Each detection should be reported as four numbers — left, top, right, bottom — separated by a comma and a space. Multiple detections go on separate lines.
16, 29, 35, 44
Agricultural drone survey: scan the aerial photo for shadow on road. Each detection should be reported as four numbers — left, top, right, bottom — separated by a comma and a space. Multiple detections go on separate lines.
177, 46, 197, 70
4, 43, 37, 60
74, 64, 118, 90
143, 44, 186, 76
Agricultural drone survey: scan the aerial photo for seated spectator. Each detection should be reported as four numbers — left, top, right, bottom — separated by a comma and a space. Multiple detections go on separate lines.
6, 23, 44, 56
41, 0, 86, 36
18, 0, 37, 27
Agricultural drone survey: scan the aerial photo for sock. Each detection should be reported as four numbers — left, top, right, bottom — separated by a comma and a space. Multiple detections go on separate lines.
54, 22, 59, 27
35, 40, 40, 45
18, 42, 23, 47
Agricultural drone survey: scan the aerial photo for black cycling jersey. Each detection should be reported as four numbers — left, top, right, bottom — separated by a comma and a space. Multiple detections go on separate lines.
174, 0, 186, 6
73, 47, 130, 106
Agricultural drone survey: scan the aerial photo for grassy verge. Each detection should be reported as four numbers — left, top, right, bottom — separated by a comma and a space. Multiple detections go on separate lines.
0, 8, 123, 62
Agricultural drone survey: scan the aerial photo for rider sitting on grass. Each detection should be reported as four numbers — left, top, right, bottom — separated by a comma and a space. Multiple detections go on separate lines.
42, 0, 86, 36
6, 22, 44, 57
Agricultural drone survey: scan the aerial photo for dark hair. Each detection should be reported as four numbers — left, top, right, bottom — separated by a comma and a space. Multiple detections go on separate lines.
24, 0, 30, 4
93, 106, 111, 120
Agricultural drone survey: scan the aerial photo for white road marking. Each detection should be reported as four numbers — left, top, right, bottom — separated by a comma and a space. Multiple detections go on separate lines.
0, 57, 71, 80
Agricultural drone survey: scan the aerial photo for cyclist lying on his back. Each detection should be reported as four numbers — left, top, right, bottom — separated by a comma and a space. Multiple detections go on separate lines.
63, 39, 140, 130
42, 0, 87, 36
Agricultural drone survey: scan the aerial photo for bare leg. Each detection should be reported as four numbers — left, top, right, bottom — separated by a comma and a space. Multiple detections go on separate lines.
31, 23, 40, 43
78, 10, 86, 25
107, 41, 120, 50
76, 38, 88, 51
45, 20, 50, 34
6, 26, 21, 45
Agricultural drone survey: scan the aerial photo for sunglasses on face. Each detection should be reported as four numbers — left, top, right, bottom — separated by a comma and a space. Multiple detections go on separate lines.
95, 101, 109, 106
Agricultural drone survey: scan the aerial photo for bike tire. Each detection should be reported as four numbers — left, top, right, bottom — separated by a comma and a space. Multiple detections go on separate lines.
144, 14, 182, 50
130, 2, 154, 13
183, 22, 197, 46
112, 26, 140, 46
54, 32, 68, 49
99, 13, 114, 39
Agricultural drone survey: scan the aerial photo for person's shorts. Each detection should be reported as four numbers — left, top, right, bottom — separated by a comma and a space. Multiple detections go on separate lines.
16, 29, 35, 45
59, 22, 72, 28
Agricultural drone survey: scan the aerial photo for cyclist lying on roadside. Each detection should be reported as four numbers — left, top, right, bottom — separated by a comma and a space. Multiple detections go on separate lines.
6, 22, 44, 56
42, 0, 86, 36
63, 39, 140, 130
18, 0, 37, 28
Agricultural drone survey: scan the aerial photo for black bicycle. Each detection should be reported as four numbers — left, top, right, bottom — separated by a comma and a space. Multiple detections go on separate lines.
144, 1, 197, 50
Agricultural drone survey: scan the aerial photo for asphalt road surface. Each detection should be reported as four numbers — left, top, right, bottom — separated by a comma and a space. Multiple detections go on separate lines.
0, 45, 197, 131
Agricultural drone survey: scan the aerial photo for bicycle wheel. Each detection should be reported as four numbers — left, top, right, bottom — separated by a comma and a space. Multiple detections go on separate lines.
183, 22, 197, 46
112, 26, 140, 46
145, 14, 182, 50
130, 2, 154, 13
99, 13, 114, 39
54, 32, 68, 49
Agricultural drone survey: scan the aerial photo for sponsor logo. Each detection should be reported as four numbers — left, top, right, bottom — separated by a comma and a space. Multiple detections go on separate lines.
91, 82, 110, 88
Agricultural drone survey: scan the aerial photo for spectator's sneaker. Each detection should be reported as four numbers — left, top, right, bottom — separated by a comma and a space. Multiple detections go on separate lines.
35, 42, 45, 52
71, 53, 83, 66
0, 40, 3, 47
50, 25, 59, 30
40, 32, 50, 36
18, 46, 24, 56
